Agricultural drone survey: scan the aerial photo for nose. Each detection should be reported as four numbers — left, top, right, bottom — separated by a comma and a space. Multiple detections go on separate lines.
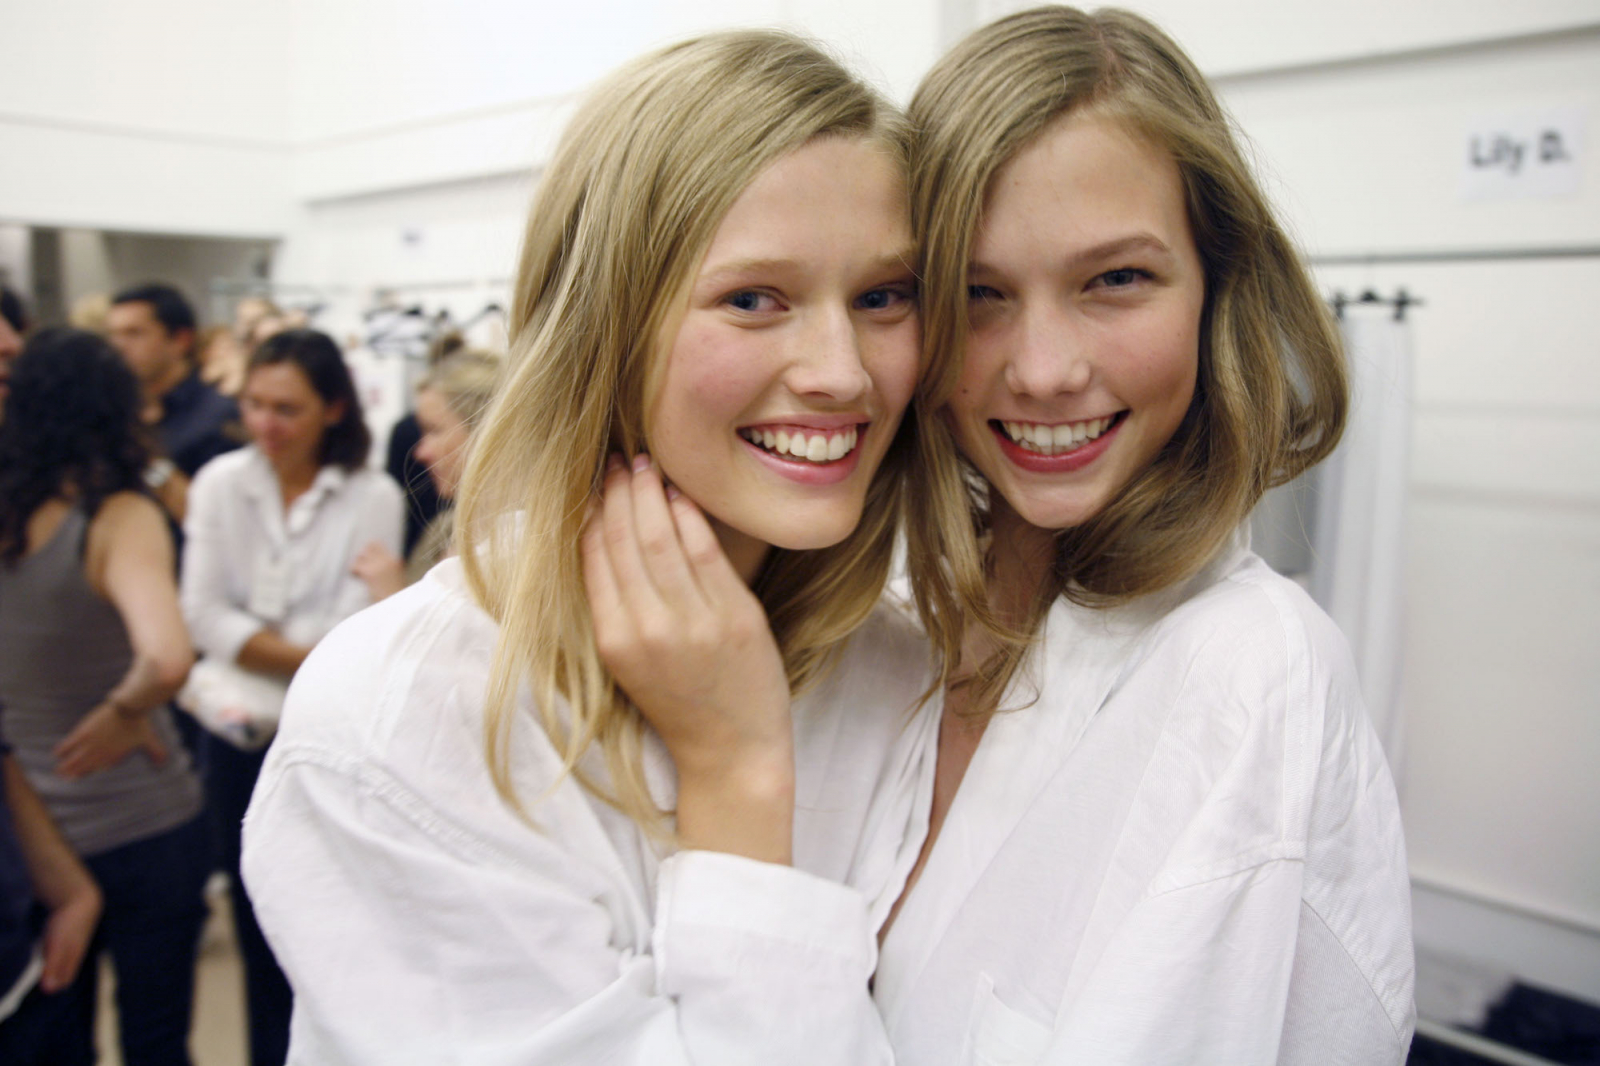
786, 307, 871, 403
1003, 303, 1091, 399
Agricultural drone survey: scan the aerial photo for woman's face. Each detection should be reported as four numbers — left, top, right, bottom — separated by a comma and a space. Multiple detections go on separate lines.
947, 110, 1205, 533
647, 135, 920, 577
413, 386, 470, 499
241, 362, 341, 471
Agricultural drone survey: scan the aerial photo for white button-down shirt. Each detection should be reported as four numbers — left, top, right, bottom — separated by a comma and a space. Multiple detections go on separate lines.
181, 446, 404, 664
242, 560, 937, 1065
874, 537, 1415, 1065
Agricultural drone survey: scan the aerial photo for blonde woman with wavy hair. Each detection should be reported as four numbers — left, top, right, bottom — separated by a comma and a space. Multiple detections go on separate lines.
862, 7, 1412, 1064
241, 28, 952, 1065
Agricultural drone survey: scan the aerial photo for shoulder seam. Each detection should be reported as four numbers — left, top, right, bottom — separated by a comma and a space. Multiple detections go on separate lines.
257, 743, 535, 874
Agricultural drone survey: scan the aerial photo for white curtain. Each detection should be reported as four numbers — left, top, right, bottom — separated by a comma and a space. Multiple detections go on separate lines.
1310, 305, 1413, 785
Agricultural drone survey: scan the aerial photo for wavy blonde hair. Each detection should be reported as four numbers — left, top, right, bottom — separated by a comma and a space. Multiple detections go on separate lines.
457, 30, 938, 830
906, 6, 1348, 702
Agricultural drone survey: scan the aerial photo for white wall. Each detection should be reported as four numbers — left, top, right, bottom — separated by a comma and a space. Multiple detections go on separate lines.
0, 0, 294, 236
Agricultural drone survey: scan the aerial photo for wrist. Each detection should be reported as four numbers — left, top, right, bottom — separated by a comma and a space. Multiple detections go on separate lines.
674, 747, 795, 865
105, 696, 145, 722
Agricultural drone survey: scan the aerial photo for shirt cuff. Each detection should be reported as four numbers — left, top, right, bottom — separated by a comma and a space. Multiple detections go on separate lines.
206, 611, 268, 667
653, 850, 876, 994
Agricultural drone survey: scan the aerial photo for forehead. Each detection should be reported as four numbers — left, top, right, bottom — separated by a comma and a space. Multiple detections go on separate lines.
699, 136, 911, 268
108, 301, 160, 329
977, 111, 1190, 256
414, 386, 459, 426
244, 361, 317, 402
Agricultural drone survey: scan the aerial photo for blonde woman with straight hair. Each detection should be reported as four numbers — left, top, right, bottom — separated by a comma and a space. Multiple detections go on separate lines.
857, 7, 1413, 1063
241, 29, 951, 1064
351, 349, 503, 599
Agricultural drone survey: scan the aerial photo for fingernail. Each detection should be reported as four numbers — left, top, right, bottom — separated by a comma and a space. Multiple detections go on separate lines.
606, 454, 624, 473
665, 484, 682, 502
632, 453, 651, 473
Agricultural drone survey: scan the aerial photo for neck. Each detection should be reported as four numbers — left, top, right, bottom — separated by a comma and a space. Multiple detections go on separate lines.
268, 452, 321, 497
711, 518, 772, 587
986, 494, 1059, 626
148, 358, 190, 402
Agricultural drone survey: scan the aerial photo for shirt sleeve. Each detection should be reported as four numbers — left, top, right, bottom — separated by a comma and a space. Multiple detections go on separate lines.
180, 463, 265, 665
242, 752, 895, 1066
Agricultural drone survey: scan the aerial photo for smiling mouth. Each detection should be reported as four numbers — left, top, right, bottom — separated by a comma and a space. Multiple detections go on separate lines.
738, 424, 862, 464
992, 414, 1123, 456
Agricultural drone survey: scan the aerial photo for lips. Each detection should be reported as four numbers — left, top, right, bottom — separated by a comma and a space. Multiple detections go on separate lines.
736, 419, 871, 486
988, 412, 1125, 472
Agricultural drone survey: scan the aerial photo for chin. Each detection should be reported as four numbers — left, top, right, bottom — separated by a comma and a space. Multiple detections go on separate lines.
759, 510, 863, 554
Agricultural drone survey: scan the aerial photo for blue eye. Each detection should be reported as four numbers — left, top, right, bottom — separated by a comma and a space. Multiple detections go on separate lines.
968, 284, 1001, 302
856, 285, 914, 311
725, 290, 771, 312
1097, 268, 1149, 288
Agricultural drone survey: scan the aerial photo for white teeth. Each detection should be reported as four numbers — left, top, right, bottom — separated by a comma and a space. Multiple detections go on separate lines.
740, 425, 859, 464
1001, 416, 1114, 456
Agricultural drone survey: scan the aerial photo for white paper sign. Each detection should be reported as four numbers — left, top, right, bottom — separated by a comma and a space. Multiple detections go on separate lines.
1461, 107, 1585, 202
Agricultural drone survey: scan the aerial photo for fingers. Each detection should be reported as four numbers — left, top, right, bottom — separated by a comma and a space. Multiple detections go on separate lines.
40, 904, 96, 992
627, 455, 705, 608
598, 454, 706, 615
669, 491, 753, 606
143, 732, 169, 766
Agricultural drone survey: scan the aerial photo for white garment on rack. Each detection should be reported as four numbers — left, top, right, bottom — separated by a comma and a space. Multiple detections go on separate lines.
1310, 306, 1413, 784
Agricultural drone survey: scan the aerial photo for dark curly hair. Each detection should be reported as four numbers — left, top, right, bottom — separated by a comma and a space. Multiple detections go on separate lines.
0, 328, 154, 567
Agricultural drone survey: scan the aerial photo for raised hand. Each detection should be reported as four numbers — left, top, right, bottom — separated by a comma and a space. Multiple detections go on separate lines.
351, 540, 407, 602
582, 454, 795, 864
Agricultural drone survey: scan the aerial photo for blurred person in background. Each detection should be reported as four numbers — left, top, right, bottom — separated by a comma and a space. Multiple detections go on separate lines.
353, 349, 502, 600
68, 293, 111, 335
196, 324, 248, 398
107, 283, 243, 525
0, 328, 206, 1066
0, 744, 103, 1065
0, 285, 28, 406
384, 329, 464, 557
180, 328, 401, 1066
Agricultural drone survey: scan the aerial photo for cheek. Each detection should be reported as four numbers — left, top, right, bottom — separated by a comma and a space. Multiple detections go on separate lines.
652, 324, 766, 430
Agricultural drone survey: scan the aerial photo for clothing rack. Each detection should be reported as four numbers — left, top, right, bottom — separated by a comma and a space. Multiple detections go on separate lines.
1330, 287, 1422, 322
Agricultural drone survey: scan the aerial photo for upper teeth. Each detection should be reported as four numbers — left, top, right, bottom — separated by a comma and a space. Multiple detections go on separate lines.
1001, 417, 1113, 455
740, 425, 859, 463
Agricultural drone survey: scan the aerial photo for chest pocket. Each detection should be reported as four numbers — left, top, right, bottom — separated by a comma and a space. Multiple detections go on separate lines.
965, 973, 1054, 1066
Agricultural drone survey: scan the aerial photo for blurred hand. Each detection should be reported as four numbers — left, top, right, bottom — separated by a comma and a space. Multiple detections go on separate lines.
352, 540, 406, 602
53, 703, 166, 780
38, 878, 102, 993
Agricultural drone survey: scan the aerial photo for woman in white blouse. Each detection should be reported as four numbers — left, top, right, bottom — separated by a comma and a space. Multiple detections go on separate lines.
241, 31, 956, 1064
606, 7, 1415, 1065
182, 328, 401, 1066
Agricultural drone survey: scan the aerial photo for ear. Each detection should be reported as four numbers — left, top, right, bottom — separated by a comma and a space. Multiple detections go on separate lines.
325, 399, 347, 426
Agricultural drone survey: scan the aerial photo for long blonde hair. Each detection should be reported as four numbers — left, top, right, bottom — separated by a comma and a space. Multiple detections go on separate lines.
908, 6, 1348, 704
457, 30, 936, 829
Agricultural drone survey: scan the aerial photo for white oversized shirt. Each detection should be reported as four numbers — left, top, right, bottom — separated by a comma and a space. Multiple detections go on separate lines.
181, 446, 404, 662
874, 538, 1415, 1065
241, 558, 938, 1065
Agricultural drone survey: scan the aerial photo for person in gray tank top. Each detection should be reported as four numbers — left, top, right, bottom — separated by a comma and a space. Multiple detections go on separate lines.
0, 328, 208, 1066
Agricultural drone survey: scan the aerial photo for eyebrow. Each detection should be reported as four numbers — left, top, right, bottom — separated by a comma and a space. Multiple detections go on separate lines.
970, 233, 1174, 275
698, 248, 918, 287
